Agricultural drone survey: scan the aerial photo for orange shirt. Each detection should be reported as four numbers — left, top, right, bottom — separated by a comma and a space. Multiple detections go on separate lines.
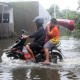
49, 26, 60, 44
50, 26, 59, 38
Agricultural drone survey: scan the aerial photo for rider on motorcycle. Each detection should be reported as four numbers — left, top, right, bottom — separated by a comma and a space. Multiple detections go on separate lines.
43, 18, 60, 64
23, 16, 46, 60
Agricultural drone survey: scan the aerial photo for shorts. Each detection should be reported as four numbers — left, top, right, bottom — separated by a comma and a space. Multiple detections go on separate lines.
44, 40, 55, 50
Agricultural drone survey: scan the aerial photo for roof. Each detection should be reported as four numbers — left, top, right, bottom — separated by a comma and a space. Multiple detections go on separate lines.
0, 2, 12, 7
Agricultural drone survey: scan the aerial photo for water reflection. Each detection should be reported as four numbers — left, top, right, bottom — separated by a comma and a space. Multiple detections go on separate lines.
59, 70, 79, 80
12, 68, 27, 80
0, 68, 12, 80
30, 68, 60, 80
0, 67, 80, 80
0, 67, 60, 80
26, 69, 31, 79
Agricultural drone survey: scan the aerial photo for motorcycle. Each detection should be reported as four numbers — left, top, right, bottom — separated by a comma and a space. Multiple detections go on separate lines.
2, 30, 63, 63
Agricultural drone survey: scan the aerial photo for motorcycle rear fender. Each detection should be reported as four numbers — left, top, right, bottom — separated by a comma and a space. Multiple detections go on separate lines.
52, 49, 61, 54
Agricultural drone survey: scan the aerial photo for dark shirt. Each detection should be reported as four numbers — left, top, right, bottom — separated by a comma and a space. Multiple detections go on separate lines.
29, 27, 46, 46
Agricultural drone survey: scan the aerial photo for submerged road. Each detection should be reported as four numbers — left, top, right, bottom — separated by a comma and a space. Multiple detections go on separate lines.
0, 36, 80, 80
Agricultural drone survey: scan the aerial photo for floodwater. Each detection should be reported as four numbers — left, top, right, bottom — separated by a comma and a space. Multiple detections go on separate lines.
0, 36, 80, 80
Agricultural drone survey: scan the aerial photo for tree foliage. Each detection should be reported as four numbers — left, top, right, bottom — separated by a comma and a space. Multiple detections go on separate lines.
47, 4, 60, 18
47, 4, 80, 37
78, 0, 80, 9
48, 5, 78, 19
47, 4, 80, 29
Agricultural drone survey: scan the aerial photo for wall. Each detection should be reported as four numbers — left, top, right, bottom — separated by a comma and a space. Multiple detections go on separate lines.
12, 1, 51, 35
12, 1, 39, 35
0, 1, 51, 37
0, 5, 2, 13
0, 6, 14, 23
0, 4, 14, 37
39, 3, 51, 28
0, 23, 14, 37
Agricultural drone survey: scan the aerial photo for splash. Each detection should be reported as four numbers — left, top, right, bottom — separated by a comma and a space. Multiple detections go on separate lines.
1, 37, 80, 70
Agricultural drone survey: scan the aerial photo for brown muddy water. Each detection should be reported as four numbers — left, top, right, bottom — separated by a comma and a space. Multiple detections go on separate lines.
0, 36, 80, 80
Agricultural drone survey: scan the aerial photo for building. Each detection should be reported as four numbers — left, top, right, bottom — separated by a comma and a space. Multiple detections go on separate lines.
12, 1, 51, 35
0, 1, 51, 37
0, 2, 14, 37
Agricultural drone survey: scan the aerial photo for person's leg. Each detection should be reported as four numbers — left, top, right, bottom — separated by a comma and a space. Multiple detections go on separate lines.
43, 41, 54, 64
26, 44, 35, 60
43, 48, 50, 64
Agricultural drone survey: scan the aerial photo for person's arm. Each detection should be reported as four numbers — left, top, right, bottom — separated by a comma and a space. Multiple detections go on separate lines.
46, 24, 51, 36
46, 24, 55, 37
29, 29, 42, 38
22, 28, 43, 39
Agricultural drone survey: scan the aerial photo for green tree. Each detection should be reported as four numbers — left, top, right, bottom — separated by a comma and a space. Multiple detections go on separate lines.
76, 0, 80, 29
59, 9, 78, 19
72, 0, 80, 38
47, 4, 60, 18
78, 0, 80, 9
48, 5, 78, 19
48, 4, 80, 37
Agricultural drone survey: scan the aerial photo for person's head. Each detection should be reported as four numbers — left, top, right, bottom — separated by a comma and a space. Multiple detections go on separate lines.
33, 16, 44, 29
50, 18, 57, 27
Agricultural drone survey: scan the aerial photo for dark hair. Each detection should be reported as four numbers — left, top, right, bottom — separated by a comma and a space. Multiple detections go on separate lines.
50, 18, 57, 24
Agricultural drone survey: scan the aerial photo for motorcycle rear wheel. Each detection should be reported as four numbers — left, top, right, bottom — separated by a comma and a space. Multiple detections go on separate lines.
50, 52, 63, 63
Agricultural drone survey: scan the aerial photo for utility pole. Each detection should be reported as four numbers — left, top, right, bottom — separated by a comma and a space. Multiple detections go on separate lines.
54, 0, 56, 18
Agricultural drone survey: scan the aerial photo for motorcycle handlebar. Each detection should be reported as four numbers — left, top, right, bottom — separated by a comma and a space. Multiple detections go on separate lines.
21, 30, 25, 34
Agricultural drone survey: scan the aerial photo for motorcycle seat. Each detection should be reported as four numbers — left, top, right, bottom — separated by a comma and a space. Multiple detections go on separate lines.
55, 42, 61, 47
50, 42, 61, 50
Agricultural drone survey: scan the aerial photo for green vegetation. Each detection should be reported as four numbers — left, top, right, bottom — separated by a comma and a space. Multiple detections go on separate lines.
47, 0, 80, 38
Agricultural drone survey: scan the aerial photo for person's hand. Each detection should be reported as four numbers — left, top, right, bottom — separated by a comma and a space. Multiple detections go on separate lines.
22, 35, 29, 39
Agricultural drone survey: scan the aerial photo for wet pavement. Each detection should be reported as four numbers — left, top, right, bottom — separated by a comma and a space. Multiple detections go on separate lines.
0, 36, 80, 80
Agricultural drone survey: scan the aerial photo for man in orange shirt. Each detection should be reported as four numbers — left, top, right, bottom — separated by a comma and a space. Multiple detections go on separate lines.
43, 18, 60, 64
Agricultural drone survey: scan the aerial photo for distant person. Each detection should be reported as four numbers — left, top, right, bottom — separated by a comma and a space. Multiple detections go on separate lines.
43, 18, 60, 64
